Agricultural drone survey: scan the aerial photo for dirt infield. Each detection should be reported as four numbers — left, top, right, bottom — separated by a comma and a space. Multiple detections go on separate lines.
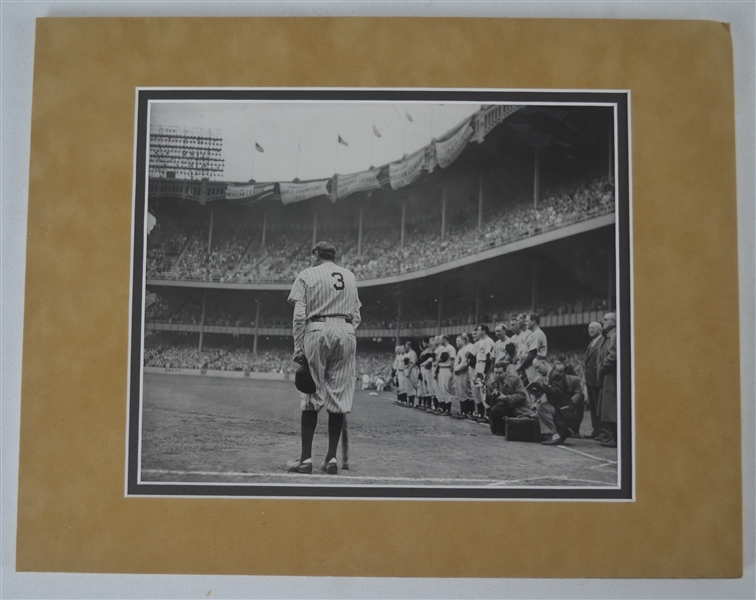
140, 373, 618, 488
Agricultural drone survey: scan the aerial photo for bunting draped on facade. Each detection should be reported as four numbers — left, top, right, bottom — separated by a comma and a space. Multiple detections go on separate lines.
279, 179, 331, 205
215, 104, 524, 206
225, 182, 278, 204
334, 168, 383, 200
435, 119, 474, 169
388, 147, 427, 190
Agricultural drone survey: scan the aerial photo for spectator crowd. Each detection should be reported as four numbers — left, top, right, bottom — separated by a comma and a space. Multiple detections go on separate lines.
147, 176, 614, 283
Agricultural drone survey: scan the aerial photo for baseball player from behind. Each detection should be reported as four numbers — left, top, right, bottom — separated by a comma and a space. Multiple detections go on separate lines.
286, 241, 362, 475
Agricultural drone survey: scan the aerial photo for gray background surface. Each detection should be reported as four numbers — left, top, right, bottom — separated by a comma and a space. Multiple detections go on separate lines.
1, 1, 753, 598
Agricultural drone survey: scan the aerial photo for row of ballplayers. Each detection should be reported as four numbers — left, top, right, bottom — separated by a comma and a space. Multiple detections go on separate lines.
391, 311, 618, 447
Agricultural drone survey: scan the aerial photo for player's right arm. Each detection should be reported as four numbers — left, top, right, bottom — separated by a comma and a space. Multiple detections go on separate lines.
351, 280, 362, 329
287, 274, 308, 353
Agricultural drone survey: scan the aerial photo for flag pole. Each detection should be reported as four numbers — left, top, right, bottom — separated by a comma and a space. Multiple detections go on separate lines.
251, 144, 256, 181
369, 125, 375, 169
402, 115, 407, 157
294, 138, 301, 180
333, 137, 339, 175
371, 106, 377, 168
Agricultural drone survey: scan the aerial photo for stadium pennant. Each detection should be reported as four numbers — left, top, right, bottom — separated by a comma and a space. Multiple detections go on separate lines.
388, 147, 426, 190
337, 135, 348, 147
373, 124, 382, 138
435, 119, 474, 168
225, 181, 277, 204
255, 142, 264, 153
406, 110, 413, 122
279, 179, 331, 205
147, 211, 157, 235
334, 167, 382, 200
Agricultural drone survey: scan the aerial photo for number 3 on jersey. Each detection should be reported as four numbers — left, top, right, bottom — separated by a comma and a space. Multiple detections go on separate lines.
331, 272, 345, 290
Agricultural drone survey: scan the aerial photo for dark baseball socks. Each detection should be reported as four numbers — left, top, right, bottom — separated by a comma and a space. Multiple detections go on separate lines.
300, 410, 318, 462
325, 412, 345, 463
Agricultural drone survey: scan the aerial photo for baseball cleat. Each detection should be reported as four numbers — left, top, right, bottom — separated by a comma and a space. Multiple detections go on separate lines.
320, 458, 338, 474
286, 459, 313, 474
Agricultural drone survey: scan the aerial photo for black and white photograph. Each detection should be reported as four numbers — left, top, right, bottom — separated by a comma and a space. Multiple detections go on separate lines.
127, 90, 632, 499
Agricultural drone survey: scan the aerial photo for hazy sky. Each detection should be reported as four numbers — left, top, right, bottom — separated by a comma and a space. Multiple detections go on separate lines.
149, 101, 480, 182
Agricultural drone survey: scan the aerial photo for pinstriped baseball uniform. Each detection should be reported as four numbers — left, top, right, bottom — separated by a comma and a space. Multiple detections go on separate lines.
472, 335, 495, 405
395, 352, 406, 394
454, 342, 475, 405
436, 342, 457, 403
288, 262, 361, 414
419, 350, 434, 397
403, 349, 419, 396
493, 338, 511, 365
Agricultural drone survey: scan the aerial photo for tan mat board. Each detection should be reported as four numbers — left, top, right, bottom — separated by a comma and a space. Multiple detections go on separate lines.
18, 17, 740, 577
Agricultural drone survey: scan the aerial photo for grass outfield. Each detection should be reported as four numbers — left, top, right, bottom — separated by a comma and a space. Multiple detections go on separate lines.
140, 373, 618, 488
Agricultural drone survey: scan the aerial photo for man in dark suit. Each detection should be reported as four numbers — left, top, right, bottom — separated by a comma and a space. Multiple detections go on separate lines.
531, 356, 577, 445
486, 361, 532, 435
583, 321, 604, 439
555, 357, 587, 437
597, 313, 618, 447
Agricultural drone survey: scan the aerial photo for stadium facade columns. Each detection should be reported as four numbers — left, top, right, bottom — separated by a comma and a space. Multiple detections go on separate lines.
312, 208, 318, 247
145, 311, 610, 341
400, 200, 406, 250
531, 257, 538, 313
253, 300, 261, 354
533, 147, 541, 209
207, 208, 214, 254
478, 170, 484, 232
357, 203, 364, 257
441, 188, 447, 240
198, 289, 207, 353
475, 272, 481, 324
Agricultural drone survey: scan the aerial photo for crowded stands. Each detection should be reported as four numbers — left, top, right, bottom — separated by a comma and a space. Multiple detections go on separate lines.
146, 176, 614, 284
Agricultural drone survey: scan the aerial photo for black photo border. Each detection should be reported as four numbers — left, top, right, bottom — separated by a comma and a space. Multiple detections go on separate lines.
127, 88, 632, 500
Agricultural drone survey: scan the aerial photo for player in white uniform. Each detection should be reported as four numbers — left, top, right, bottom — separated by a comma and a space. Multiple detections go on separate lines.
402, 341, 419, 407
285, 241, 361, 475
491, 323, 510, 377
515, 313, 532, 368
429, 336, 444, 412
418, 338, 435, 410
506, 317, 522, 377
393, 346, 407, 404
435, 335, 457, 415
453, 333, 475, 418
471, 324, 495, 421
517, 313, 548, 384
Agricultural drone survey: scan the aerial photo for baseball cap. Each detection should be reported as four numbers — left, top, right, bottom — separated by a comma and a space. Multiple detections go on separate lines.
295, 363, 317, 394
312, 241, 336, 261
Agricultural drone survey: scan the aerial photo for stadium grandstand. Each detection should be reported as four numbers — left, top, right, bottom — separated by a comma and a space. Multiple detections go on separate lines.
143, 104, 617, 380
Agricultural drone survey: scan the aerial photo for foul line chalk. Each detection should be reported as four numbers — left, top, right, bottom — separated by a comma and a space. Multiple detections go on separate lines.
556, 444, 617, 464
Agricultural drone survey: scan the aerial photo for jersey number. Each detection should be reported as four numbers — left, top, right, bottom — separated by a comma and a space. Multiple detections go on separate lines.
331, 272, 345, 290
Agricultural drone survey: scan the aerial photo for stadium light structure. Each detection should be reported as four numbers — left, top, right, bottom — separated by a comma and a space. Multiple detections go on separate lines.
149, 125, 225, 180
